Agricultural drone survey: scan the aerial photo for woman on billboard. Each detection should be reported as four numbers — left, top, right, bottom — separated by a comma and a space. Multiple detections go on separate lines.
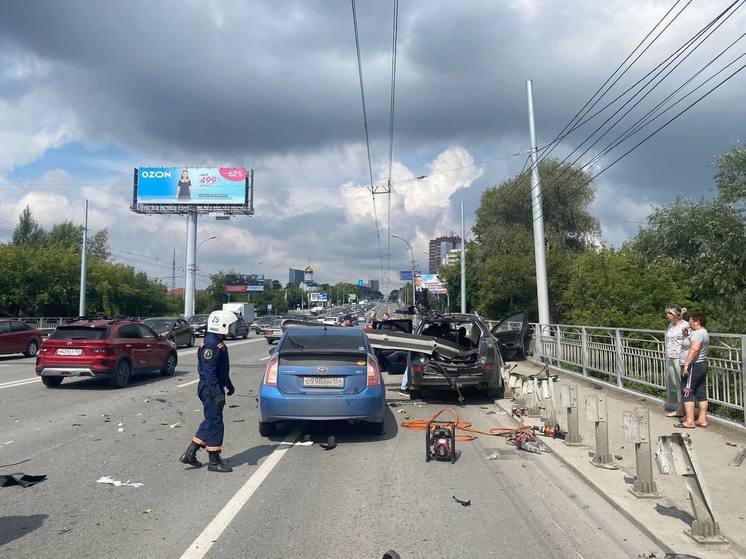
177, 169, 192, 201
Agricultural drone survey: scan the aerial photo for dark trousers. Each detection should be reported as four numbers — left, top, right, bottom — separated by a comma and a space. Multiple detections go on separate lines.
194, 382, 225, 451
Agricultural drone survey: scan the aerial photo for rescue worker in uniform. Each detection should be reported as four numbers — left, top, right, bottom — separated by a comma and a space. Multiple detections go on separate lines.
179, 310, 237, 473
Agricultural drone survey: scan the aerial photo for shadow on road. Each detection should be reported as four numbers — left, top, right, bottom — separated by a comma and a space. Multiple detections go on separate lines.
0, 355, 34, 363
224, 444, 278, 468
655, 503, 695, 525
0, 514, 48, 545
262, 406, 399, 444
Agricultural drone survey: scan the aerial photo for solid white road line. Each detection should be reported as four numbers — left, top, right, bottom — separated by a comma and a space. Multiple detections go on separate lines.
179, 425, 302, 559
259, 355, 271, 361
0, 377, 41, 390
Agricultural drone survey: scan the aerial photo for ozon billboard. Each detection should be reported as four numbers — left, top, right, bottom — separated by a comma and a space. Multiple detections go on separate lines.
135, 167, 248, 205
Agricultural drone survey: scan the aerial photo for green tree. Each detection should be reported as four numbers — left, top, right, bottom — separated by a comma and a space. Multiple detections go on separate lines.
12, 206, 47, 246
715, 142, 746, 205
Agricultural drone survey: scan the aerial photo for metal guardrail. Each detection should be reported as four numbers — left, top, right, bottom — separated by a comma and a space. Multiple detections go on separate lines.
527, 323, 746, 427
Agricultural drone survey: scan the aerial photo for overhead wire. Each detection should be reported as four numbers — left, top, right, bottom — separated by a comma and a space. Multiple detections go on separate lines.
351, 0, 386, 290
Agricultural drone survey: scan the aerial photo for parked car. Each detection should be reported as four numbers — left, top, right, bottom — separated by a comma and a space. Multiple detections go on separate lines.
490, 310, 531, 360
396, 313, 504, 400
263, 318, 286, 344
0, 319, 43, 358
188, 314, 210, 337
35, 319, 178, 388
144, 317, 195, 347
258, 324, 384, 436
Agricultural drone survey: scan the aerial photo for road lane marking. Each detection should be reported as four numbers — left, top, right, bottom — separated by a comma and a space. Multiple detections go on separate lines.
0, 377, 41, 390
174, 338, 265, 389
179, 425, 302, 559
259, 355, 271, 361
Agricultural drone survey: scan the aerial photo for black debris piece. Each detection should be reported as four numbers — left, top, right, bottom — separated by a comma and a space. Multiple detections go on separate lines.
321, 436, 337, 451
155, 397, 167, 403
228, 405, 239, 408
0, 473, 47, 488
382, 551, 401, 559
452, 495, 471, 506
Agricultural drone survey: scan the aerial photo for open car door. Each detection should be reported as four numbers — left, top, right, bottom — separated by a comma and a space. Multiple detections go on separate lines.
368, 319, 413, 374
490, 310, 529, 360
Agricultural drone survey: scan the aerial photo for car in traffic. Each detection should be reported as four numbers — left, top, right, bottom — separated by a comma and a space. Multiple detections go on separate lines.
258, 324, 385, 436
229, 316, 250, 339
254, 315, 280, 334
0, 319, 43, 358
35, 319, 178, 388
144, 317, 195, 347
187, 314, 210, 337
262, 318, 285, 344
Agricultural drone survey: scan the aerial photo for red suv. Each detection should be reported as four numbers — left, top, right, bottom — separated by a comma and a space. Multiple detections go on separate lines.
36, 319, 178, 388
0, 319, 43, 358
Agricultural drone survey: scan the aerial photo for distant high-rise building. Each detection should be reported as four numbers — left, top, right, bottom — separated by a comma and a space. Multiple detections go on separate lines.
368, 279, 380, 292
288, 268, 305, 285
442, 248, 461, 268
428, 235, 462, 273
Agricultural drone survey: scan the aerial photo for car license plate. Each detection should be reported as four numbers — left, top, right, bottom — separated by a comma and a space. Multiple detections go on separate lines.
303, 377, 344, 388
57, 348, 82, 356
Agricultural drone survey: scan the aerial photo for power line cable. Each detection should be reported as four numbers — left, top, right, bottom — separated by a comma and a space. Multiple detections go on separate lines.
351, 0, 387, 290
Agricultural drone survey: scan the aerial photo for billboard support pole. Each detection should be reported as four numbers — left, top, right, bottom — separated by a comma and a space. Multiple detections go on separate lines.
184, 211, 198, 318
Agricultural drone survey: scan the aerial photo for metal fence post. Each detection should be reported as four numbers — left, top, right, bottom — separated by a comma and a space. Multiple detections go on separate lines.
624, 408, 659, 498
556, 325, 564, 367
581, 326, 588, 377
561, 384, 582, 446
586, 393, 618, 469
741, 335, 746, 428
614, 328, 624, 388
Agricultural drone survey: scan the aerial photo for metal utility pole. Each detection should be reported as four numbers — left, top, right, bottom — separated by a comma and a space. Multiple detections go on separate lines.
392, 234, 415, 309
526, 80, 550, 328
460, 202, 466, 313
184, 212, 197, 318
78, 200, 89, 317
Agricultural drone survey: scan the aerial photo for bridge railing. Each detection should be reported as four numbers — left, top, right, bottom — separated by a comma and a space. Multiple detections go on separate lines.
527, 323, 746, 427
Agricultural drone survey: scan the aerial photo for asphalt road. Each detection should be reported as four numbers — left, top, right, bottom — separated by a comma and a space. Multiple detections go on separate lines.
0, 332, 662, 559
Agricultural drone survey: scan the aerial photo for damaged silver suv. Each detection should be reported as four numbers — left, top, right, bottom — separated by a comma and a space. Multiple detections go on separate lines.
407, 313, 504, 400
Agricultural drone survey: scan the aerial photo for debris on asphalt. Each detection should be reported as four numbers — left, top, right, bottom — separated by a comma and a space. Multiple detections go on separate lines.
117, 422, 125, 433
397, 409, 406, 414
232, 419, 245, 423
382, 551, 401, 559
96, 476, 143, 488
486, 452, 501, 460
72, 423, 82, 427
730, 447, 746, 467
169, 423, 181, 429
0, 473, 47, 488
486, 411, 496, 415
388, 402, 398, 408
321, 436, 337, 451
228, 404, 239, 408
143, 399, 149, 403
452, 496, 471, 507
726, 442, 738, 447
57, 528, 72, 535
479, 406, 489, 410
155, 397, 167, 403
143, 508, 153, 514
294, 441, 314, 447
615, 454, 624, 461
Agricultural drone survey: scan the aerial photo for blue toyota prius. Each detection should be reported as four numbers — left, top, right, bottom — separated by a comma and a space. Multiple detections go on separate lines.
258, 325, 385, 436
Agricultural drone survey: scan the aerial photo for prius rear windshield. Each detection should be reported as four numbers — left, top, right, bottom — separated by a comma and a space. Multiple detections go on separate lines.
281, 331, 365, 351
50, 327, 109, 340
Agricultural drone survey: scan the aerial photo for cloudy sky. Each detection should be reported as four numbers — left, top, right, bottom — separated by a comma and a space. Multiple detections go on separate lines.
0, 0, 744, 291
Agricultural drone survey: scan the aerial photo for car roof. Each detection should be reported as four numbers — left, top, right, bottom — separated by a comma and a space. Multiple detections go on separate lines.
146, 317, 179, 320
63, 319, 130, 327
286, 325, 363, 337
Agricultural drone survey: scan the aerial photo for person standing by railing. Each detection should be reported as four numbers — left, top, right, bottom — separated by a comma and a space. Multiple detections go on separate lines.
677, 311, 710, 429
664, 305, 688, 418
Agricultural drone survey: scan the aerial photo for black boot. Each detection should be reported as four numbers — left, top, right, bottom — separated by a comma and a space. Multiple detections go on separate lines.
179, 441, 203, 468
207, 451, 232, 472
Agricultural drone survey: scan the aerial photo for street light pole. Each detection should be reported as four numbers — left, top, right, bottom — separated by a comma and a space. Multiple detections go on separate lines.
392, 234, 416, 309
460, 202, 466, 313
78, 200, 88, 317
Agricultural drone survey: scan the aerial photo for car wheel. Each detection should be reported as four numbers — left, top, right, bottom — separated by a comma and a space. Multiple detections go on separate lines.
409, 389, 422, 400
187, 335, 195, 348
24, 340, 39, 357
366, 421, 384, 435
266, 339, 273, 345
42, 376, 63, 387
259, 421, 276, 437
110, 359, 132, 388
160, 352, 177, 377
243, 330, 248, 339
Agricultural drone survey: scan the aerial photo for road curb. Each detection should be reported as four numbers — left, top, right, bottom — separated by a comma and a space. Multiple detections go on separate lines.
493, 398, 675, 555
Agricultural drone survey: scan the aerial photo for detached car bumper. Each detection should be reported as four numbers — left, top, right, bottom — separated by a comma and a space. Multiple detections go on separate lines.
259, 385, 385, 423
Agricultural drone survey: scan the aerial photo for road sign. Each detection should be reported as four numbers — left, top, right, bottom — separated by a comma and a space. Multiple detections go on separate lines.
399, 271, 422, 281
356, 280, 365, 287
